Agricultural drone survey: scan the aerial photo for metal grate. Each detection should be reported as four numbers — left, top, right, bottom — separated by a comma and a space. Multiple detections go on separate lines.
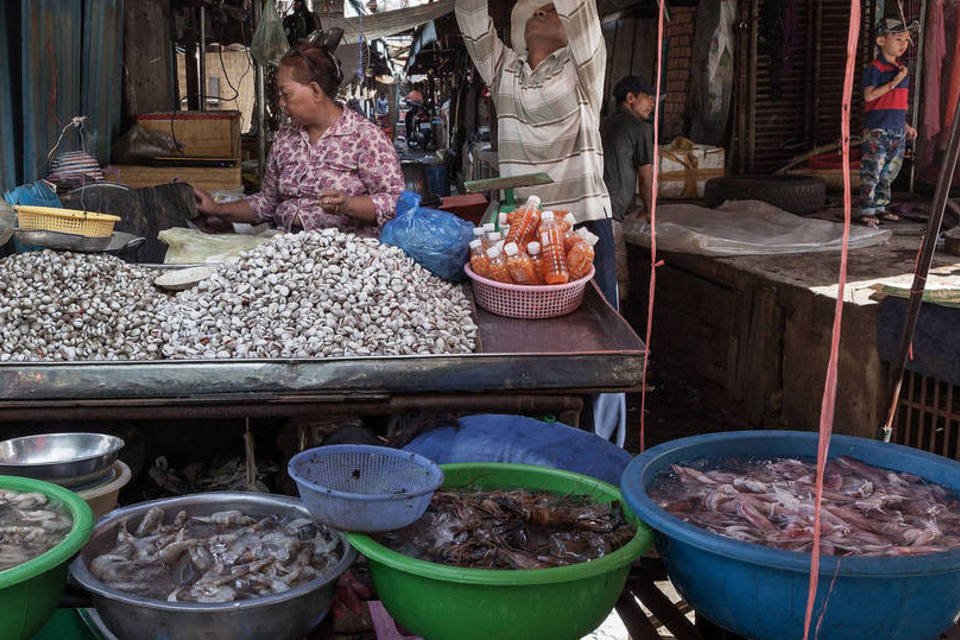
895, 370, 960, 461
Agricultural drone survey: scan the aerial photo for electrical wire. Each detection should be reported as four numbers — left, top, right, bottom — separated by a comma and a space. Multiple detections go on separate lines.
216, 22, 254, 105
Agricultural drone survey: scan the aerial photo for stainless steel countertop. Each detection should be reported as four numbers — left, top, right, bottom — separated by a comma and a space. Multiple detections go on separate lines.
0, 284, 644, 403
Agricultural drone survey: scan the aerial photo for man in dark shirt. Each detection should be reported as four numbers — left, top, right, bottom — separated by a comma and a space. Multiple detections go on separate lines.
600, 75, 656, 302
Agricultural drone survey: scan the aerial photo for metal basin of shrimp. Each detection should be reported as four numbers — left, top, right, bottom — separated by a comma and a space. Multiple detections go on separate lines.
69, 492, 355, 640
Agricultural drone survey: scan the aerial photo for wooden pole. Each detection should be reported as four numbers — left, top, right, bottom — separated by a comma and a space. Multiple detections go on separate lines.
881, 86, 960, 443
908, 0, 928, 192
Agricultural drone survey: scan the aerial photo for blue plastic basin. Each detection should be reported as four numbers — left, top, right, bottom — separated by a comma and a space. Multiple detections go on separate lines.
621, 431, 960, 640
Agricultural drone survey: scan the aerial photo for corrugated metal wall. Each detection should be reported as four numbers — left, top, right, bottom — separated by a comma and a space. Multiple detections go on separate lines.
82, 0, 124, 166
0, 6, 18, 191
601, 13, 658, 117
734, 0, 876, 174
750, 0, 812, 173
809, 0, 874, 147
21, 0, 82, 184
9, 0, 122, 188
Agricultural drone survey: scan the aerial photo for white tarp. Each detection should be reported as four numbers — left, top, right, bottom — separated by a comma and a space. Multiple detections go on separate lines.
623, 199, 891, 256
322, 0, 456, 44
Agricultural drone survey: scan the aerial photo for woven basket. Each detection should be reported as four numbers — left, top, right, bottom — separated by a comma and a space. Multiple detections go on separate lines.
464, 263, 594, 319
14, 205, 120, 238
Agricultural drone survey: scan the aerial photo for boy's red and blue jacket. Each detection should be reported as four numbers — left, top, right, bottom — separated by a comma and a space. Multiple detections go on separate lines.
863, 57, 909, 130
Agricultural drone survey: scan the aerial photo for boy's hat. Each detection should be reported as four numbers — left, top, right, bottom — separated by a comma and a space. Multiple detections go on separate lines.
613, 76, 660, 103
876, 17, 920, 35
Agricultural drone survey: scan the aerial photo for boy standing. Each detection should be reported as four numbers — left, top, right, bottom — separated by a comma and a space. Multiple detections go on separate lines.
859, 17, 920, 228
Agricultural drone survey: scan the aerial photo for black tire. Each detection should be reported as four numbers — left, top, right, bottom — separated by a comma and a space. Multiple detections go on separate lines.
703, 175, 827, 215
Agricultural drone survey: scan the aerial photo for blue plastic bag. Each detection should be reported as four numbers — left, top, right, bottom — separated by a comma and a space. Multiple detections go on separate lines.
380, 191, 475, 281
3, 180, 62, 208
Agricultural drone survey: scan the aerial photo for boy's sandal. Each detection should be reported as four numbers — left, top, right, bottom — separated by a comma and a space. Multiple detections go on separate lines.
878, 211, 901, 222
857, 215, 880, 229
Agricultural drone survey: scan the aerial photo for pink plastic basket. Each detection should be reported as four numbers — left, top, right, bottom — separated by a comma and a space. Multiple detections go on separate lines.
464, 263, 595, 319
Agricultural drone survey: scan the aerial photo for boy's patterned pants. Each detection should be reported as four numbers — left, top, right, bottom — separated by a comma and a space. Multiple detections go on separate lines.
860, 127, 906, 217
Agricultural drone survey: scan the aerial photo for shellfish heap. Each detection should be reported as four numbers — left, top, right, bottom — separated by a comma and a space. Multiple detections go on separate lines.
158, 229, 477, 359
0, 250, 166, 361
0, 230, 478, 361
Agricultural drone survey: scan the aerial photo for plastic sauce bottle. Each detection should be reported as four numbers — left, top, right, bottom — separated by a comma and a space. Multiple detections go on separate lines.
498, 211, 509, 230
538, 211, 570, 285
505, 195, 542, 248
557, 211, 575, 234
483, 231, 503, 251
562, 214, 580, 250
526, 241, 545, 284
566, 230, 598, 279
503, 242, 538, 285
485, 245, 513, 283
472, 226, 486, 241
469, 238, 491, 278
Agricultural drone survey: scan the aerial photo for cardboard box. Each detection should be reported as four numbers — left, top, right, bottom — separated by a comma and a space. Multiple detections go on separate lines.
135, 111, 241, 160
104, 164, 242, 193
658, 140, 725, 199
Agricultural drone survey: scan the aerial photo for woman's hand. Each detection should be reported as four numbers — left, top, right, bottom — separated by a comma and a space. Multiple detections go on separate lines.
193, 186, 220, 216
192, 186, 234, 233
320, 190, 351, 216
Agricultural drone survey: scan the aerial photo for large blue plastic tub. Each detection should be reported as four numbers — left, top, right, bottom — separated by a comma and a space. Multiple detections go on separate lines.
621, 431, 960, 640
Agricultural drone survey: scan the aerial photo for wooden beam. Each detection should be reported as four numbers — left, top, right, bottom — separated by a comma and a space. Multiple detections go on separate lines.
123, 0, 175, 119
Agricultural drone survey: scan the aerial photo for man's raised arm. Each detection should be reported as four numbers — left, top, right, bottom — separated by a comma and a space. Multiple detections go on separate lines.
555, 0, 606, 114
455, 0, 509, 88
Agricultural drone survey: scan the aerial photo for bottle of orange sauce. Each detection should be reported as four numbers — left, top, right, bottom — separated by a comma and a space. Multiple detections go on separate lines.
505, 195, 542, 248
484, 245, 513, 283
503, 242, 539, 285
469, 238, 491, 278
538, 211, 570, 285
526, 241, 545, 284
566, 230, 598, 280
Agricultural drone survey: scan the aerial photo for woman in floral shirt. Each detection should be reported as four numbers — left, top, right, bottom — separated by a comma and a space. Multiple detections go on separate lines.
193, 43, 404, 237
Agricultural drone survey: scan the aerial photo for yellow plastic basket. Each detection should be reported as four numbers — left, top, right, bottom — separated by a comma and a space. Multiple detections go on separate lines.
13, 205, 120, 238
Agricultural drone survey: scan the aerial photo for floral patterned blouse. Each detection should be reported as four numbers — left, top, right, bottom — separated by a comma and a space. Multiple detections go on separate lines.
245, 108, 404, 236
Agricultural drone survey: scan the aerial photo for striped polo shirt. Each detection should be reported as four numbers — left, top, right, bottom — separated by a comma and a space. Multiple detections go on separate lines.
455, 0, 611, 222
862, 57, 909, 131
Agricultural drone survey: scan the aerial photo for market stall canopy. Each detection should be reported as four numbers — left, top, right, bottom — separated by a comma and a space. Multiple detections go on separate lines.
322, 0, 455, 45
405, 20, 437, 72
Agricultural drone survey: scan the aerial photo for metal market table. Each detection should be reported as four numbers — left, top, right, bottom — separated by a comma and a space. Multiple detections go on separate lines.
0, 285, 645, 424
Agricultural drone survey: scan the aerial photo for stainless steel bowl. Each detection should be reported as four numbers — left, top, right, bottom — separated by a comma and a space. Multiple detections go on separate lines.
0, 433, 124, 487
69, 492, 356, 640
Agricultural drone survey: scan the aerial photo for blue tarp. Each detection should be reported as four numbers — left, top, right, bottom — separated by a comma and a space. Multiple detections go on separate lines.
402, 413, 633, 487
877, 297, 960, 385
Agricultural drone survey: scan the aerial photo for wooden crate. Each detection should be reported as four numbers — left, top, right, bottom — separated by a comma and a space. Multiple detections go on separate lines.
103, 164, 241, 193
135, 111, 241, 160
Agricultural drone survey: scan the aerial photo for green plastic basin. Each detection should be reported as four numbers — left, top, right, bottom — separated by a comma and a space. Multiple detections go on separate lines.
346, 463, 652, 640
0, 475, 94, 640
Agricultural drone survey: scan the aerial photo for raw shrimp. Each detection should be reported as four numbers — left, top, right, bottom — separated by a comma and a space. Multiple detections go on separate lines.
375, 488, 635, 570
88, 508, 343, 602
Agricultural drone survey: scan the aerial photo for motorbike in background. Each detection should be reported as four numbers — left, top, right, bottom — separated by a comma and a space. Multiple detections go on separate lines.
404, 98, 436, 151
